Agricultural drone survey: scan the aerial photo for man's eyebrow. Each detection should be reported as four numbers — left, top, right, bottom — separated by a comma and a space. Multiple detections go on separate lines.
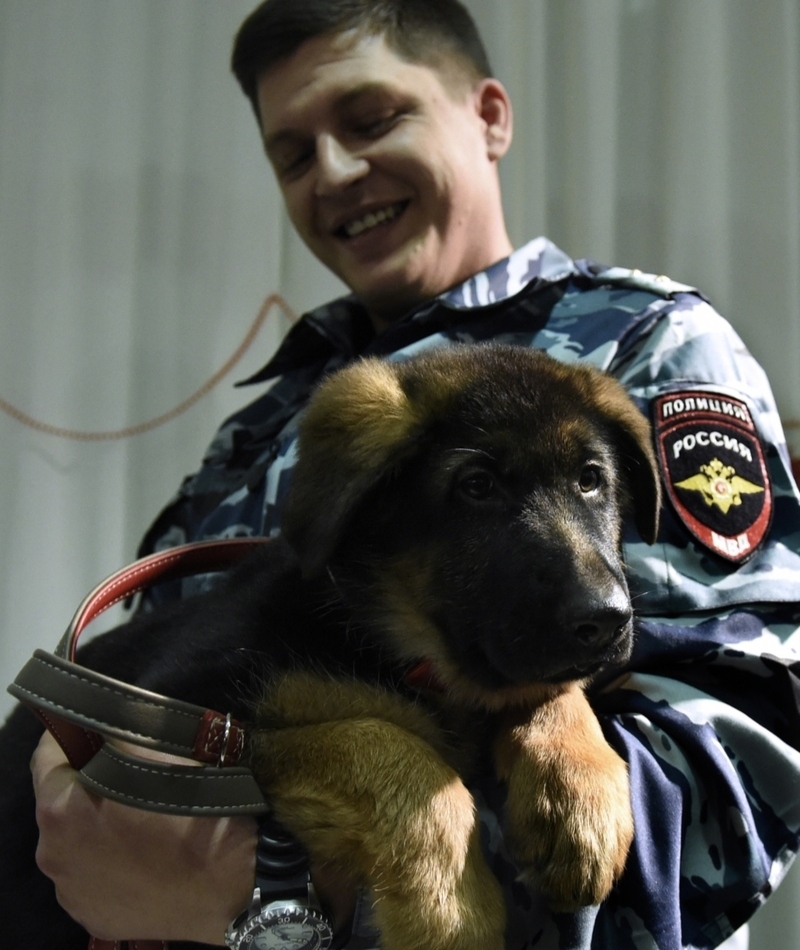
334, 81, 402, 109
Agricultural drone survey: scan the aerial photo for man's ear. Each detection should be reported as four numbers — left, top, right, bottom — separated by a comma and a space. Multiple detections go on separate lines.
280, 358, 421, 578
476, 78, 513, 161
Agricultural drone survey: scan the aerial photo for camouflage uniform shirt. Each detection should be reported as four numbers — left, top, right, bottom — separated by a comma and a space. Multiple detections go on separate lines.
139, 237, 800, 950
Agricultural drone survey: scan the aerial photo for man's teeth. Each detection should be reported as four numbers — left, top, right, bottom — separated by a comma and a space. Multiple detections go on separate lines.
343, 203, 402, 238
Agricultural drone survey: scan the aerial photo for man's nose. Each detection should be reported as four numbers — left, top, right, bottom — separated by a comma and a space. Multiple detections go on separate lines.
315, 134, 369, 195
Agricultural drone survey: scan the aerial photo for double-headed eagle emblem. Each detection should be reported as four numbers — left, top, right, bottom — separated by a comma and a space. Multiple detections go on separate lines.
675, 457, 764, 514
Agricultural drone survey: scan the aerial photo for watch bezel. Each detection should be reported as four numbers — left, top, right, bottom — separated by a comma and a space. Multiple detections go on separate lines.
227, 896, 334, 950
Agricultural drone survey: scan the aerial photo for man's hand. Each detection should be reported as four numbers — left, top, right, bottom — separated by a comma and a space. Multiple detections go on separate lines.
31, 730, 257, 945
31, 731, 358, 944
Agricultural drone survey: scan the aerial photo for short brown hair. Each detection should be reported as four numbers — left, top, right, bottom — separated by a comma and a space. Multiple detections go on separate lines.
231, 0, 493, 121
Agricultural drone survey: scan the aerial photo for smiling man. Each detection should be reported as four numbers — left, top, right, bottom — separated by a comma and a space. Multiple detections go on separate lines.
25, 2, 800, 950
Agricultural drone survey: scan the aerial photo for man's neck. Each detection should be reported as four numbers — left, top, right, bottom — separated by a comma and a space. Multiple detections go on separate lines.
364, 240, 515, 333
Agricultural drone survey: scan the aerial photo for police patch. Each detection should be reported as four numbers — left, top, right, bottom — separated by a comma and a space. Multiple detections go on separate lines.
654, 390, 772, 563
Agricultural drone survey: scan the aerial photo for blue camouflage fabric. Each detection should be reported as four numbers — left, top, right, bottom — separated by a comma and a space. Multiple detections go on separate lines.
138, 236, 800, 950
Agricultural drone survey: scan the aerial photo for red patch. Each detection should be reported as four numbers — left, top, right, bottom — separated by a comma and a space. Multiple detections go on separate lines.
654, 391, 772, 563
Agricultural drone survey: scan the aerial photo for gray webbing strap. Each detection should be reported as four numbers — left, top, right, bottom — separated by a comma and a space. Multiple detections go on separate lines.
11, 650, 214, 759
78, 744, 267, 816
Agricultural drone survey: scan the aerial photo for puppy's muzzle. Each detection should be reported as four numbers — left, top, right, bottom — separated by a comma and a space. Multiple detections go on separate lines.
570, 601, 632, 649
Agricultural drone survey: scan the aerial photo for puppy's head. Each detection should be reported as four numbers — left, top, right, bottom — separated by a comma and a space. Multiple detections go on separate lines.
282, 344, 661, 707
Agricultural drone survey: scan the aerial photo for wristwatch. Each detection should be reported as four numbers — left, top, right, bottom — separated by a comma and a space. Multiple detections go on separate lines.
225, 814, 335, 950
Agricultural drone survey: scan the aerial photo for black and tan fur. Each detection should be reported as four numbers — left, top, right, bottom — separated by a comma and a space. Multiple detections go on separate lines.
0, 344, 661, 950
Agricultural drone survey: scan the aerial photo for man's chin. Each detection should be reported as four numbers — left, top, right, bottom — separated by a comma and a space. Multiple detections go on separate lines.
351, 275, 432, 329
350, 258, 450, 328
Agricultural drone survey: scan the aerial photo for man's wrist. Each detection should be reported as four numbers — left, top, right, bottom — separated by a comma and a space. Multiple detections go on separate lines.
184, 817, 258, 946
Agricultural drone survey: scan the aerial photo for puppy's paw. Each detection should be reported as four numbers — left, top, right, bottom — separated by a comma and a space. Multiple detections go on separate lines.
505, 742, 633, 910
250, 700, 506, 950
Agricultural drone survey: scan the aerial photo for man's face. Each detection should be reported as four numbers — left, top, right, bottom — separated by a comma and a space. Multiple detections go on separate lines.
257, 31, 512, 326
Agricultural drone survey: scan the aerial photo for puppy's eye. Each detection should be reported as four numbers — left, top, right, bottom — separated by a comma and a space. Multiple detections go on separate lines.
579, 465, 602, 494
457, 471, 496, 500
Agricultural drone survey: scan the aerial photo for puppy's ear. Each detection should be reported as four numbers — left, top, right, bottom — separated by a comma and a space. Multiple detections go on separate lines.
281, 358, 420, 577
592, 377, 662, 544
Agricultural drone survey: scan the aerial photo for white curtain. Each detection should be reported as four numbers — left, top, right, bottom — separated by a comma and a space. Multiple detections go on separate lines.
1, 0, 798, 944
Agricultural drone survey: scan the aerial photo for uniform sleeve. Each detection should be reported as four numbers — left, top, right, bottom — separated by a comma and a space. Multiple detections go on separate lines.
598, 294, 800, 947
616, 291, 800, 614
478, 293, 800, 950
593, 607, 800, 949
591, 296, 800, 948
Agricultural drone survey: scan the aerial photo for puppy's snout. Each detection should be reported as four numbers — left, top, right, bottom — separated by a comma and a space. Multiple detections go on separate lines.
565, 582, 632, 648
572, 604, 631, 647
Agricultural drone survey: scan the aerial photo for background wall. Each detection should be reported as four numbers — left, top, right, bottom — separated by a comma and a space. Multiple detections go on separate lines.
1, 1, 798, 945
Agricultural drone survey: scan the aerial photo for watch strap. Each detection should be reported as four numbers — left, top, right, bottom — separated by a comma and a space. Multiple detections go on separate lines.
226, 814, 335, 950
88, 941, 167, 950
255, 813, 315, 899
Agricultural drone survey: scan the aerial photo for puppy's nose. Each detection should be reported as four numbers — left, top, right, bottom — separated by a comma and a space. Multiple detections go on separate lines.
572, 604, 631, 647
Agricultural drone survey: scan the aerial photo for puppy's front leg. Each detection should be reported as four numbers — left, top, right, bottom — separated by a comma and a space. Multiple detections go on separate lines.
495, 684, 633, 910
249, 677, 505, 950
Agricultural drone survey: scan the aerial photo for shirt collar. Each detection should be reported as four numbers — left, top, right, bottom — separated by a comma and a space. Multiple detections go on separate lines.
238, 237, 577, 386
436, 236, 576, 309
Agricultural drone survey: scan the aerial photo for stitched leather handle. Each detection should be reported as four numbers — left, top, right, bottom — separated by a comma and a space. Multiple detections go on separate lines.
61, 538, 271, 661
78, 743, 268, 815
8, 538, 271, 813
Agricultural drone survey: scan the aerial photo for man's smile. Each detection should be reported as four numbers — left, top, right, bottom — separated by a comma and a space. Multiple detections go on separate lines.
337, 200, 409, 239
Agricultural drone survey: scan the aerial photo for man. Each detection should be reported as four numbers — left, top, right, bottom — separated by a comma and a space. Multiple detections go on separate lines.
30, 1, 800, 948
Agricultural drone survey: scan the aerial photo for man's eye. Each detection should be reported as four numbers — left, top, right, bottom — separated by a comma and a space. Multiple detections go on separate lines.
457, 471, 496, 501
578, 465, 602, 494
276, 151, 313, 180
268, 143, 314, 180
354, 112, 400, 138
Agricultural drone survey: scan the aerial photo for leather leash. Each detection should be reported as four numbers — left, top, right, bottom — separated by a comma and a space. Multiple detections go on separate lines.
8, 537, 274, 950
8, 537, 442, 950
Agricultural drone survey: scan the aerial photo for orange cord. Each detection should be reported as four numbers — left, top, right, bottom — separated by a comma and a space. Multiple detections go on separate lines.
0, 294, 296, 442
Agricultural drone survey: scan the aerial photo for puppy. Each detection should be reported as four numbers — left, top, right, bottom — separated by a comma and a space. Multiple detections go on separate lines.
0, 344, 660, 950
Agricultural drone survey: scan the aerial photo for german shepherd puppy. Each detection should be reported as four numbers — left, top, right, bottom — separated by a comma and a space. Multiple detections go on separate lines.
0, 344, 661, 950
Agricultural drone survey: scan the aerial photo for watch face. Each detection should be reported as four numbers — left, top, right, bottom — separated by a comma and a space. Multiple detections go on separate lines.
243, 904, 333, 950
252, 920, 318, 950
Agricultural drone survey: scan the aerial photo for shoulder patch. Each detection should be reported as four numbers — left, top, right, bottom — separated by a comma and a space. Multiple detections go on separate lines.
653, 391, 773, 563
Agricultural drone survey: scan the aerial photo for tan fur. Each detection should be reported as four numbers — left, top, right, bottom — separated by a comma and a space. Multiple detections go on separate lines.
299, 360, 417, 470
495, 685, 634, 909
